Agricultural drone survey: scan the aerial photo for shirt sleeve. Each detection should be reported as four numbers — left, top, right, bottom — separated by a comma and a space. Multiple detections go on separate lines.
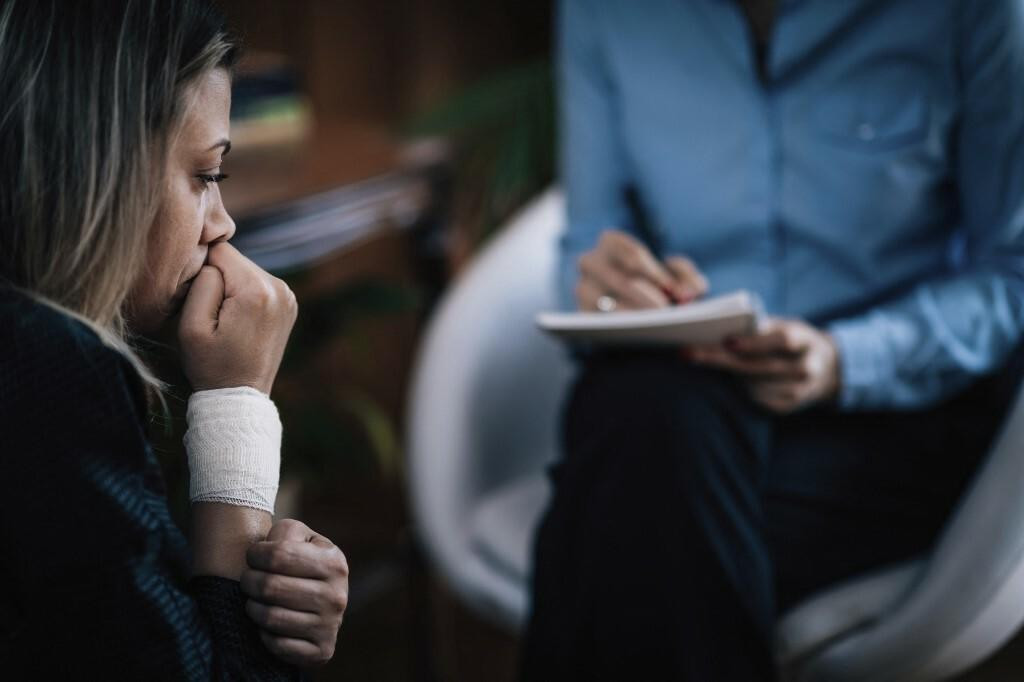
0, 305, 300, 681
556, 0, 643, 310
828, 0, 1024, 410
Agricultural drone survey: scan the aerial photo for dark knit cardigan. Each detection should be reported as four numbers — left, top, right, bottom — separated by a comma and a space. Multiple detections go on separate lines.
0, 289, 301, 680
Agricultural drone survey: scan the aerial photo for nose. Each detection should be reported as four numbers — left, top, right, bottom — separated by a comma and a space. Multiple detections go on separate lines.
201, 184, 236, 245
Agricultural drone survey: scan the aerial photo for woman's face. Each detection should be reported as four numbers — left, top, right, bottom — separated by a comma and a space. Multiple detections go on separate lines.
130, 68, 235, 333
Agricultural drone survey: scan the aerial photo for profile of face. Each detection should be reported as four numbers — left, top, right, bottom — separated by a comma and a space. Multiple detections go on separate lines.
129, 68, 235, 334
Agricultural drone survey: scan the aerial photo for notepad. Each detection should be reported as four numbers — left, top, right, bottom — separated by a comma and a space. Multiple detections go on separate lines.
536, 290, 763, 346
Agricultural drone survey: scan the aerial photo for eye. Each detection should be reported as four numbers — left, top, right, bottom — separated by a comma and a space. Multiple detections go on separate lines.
195, 172, 229, 187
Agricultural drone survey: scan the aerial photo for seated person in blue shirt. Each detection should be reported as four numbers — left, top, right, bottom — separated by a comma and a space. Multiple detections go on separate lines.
522, 1, 1024, 679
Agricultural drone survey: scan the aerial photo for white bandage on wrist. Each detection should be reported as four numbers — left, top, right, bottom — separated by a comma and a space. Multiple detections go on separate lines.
184, 386, 282, 514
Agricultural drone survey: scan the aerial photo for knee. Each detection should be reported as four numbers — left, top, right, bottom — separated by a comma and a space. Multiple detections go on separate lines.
564, 352, 750, 472
571, 352, 736, 429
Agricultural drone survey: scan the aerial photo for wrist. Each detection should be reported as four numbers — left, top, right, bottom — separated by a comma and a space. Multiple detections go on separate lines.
191, 502, 272, 579
184, 387, 281, 513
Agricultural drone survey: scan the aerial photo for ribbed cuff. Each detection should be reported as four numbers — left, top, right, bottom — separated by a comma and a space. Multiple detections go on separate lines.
184, 387, 281, 513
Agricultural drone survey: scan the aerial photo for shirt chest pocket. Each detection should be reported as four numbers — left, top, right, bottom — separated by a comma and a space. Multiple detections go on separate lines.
809, 68, 932, 152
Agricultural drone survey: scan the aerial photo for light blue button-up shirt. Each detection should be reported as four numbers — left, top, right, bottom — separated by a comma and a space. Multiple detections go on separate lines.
557, 0, 1024, 410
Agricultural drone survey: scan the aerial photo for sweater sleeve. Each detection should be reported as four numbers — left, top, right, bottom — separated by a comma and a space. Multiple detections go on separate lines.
0, 298, 300, 681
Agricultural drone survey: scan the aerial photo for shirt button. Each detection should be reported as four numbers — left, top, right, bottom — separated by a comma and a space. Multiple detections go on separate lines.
857, 122, 876, 141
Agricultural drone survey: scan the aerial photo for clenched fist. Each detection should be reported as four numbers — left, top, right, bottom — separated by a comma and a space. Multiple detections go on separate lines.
178, 242, 297, 394
241, 519, 349, 667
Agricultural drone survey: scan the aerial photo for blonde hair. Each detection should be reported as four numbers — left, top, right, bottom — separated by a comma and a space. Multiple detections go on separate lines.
0, 0, 238, 391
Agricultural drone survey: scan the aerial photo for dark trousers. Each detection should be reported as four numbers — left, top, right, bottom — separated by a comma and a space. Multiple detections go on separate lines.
521, 351, 1021, 681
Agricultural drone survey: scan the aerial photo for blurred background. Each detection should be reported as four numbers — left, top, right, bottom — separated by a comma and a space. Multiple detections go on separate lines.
153, 1, 555, 680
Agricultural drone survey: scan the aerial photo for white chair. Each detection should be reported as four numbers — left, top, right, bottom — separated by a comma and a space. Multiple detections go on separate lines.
407, 189, 1024, 681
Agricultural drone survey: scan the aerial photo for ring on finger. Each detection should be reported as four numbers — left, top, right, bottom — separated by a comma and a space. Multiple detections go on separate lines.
596, 294, 618, 312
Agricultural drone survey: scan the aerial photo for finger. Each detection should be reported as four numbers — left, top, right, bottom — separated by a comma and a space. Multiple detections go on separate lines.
728, 321, 810, 356
240, 569, 324, 613
259, 631, 331, 667
246, 599, 323, 639
748, 380, 802, 414
749, 391, 796, 415
267, 518, 315, 543
690, 346, 808, 379
247, 540, 347, 580
664, 256, 709, 301
178, 266, 225, 338
205, 242, 260, 298
579, 254, 661, 309
601, 231, 676, 292
627, 277, 671, 309
574, 279, 605, 311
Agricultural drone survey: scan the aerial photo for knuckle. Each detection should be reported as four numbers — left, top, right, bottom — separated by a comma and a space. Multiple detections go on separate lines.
326, 585, 348, 613
337, 548, 354, 573
314, 644, 333, 666
243, 282, 273, 307
276, 518, 303, 533
273, 278, 296, 306
330, 547, 350, 577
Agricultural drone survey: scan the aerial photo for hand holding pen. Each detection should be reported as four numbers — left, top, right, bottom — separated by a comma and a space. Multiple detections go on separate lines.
575, 229, 709, 312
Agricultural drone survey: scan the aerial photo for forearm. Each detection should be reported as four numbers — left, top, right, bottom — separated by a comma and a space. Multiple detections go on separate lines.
185, 387, 283, 578
191, 502, 272, 579
828, 270, 1024, 410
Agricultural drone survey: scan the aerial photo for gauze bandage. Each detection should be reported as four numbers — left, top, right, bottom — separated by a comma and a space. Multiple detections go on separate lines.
184, 386, 281, 513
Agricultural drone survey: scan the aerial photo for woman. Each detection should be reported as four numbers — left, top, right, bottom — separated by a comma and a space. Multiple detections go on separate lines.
0, 0, 347, 678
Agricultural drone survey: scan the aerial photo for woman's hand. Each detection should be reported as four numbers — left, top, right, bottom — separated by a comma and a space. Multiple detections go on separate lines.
178, 242, 297, 394
575, 229, 708, 311
688, 318, 841, 414
241, 519, 349, 668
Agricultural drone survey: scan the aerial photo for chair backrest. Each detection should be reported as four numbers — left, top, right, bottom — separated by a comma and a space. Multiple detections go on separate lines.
406, 190, 573, 612
797, 382, 1024, 680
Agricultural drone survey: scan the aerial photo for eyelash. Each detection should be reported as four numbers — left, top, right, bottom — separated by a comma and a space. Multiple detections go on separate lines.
196, 173, 229, 186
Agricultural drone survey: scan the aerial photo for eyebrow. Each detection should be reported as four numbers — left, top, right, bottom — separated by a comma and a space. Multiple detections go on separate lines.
207, 139, 232, 155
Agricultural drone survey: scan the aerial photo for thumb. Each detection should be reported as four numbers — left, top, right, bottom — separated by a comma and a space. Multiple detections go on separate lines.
179, 265, 225, 338
205, 242, 252, 299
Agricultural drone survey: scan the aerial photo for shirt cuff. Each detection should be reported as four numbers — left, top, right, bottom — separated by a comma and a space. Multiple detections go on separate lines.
828, 319, 890, 411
